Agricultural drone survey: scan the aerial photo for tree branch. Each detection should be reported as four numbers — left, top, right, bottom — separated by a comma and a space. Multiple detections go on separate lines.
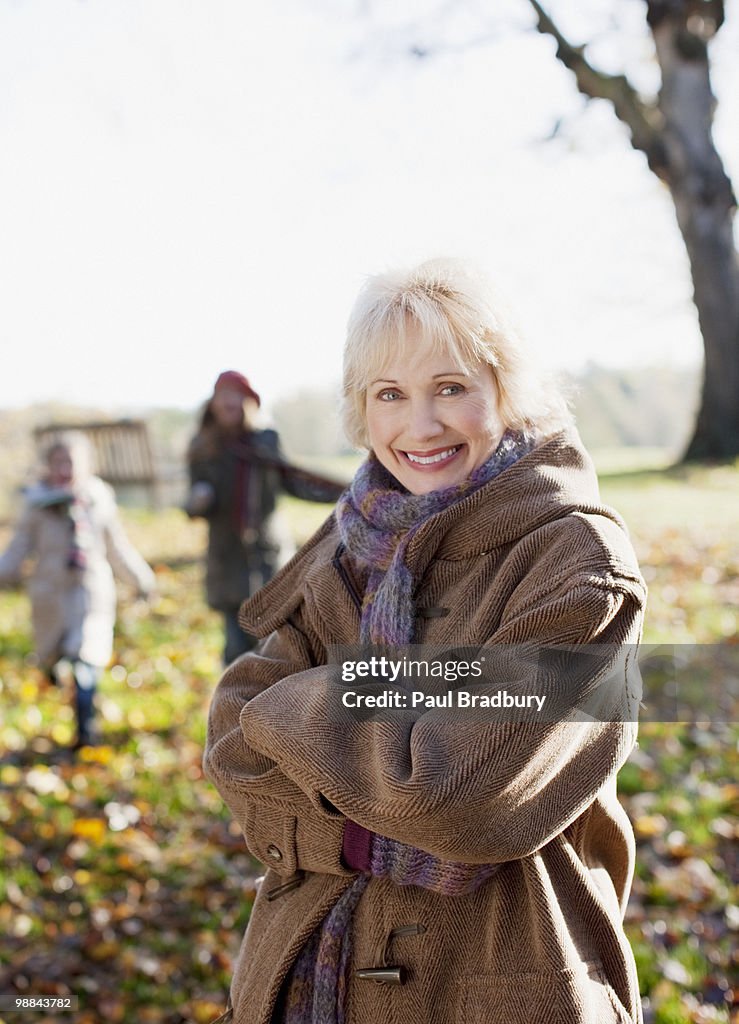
526, 0, 668, 176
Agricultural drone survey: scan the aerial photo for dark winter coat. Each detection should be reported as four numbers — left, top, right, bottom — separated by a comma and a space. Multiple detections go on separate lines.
187, 428, 344, 611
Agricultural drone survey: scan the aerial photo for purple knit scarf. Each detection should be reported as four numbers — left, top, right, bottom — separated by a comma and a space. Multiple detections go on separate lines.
280, 431, 533, 1024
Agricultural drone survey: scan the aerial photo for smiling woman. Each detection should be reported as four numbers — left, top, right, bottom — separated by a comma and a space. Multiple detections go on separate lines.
204, 258, 647, 1024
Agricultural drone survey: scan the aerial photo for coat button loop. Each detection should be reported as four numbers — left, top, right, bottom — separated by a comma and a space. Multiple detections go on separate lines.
266, 844, 283, 861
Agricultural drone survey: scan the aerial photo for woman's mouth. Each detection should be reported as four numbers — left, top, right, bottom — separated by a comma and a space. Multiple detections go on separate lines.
402, 445, 462, 467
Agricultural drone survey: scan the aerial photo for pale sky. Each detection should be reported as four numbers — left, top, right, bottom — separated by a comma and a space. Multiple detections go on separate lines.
1, 0, 737, 415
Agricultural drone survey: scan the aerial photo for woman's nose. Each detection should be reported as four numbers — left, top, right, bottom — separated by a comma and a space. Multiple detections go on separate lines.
406, 399, 444, 441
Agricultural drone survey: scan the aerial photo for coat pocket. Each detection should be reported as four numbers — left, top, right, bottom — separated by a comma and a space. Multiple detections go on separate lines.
459, 961, 633, 1024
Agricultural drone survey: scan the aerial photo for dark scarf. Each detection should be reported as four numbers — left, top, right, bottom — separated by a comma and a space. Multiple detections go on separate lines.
280, 432, 534, 1024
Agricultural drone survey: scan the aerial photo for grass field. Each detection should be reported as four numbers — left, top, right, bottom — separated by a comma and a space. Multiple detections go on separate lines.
0, 455, 736, 1024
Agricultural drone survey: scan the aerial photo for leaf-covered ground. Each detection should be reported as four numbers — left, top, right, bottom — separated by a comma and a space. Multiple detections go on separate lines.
0, 460, 737, 1024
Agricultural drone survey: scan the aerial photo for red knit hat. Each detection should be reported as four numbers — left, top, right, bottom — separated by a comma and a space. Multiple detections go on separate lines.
214, 370, 261, 407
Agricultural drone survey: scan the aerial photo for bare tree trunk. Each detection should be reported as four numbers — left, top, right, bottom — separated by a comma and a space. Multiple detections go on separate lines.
529, 0, 739, 460
648, 4, 739, 459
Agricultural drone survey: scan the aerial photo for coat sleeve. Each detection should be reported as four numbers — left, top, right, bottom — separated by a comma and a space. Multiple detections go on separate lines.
184, 456, 219, 519
253, 429, 346, 504
203, 609, 353, 879
279, 465, 346, 504
237, 573, 645, 864
99, 487, 156, 595
0, 504, 36, 585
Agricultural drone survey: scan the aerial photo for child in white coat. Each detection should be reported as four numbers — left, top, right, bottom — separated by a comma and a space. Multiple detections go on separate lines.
0, 433, 155, 748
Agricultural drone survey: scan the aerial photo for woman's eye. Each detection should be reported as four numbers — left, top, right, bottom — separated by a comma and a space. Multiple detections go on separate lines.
378, 389, 402, 401
440, 383, 464, 396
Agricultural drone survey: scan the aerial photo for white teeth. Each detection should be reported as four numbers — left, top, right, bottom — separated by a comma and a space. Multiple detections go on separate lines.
406, 446, 459, 465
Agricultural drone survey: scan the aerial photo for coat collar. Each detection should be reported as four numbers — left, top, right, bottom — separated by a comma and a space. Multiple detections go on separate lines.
405, 427, 619, 563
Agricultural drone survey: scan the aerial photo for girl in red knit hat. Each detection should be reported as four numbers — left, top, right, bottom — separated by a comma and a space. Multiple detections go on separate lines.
186, 371, 344, 664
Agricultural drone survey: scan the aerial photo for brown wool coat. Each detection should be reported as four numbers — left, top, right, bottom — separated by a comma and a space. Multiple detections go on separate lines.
204, 430, 647, 1024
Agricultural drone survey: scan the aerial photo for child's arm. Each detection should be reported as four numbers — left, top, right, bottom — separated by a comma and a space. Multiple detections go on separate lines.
0, 504, 35, 585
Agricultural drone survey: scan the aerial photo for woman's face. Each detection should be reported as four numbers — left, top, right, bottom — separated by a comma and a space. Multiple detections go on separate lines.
365, 329, 504, 495
211, 388, 246, 431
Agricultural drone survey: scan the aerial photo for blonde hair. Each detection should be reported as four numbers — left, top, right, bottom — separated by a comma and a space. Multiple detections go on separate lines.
342, 258, 572, 449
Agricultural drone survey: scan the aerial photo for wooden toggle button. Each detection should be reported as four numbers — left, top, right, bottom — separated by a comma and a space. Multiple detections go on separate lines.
355, 966, 407, 985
